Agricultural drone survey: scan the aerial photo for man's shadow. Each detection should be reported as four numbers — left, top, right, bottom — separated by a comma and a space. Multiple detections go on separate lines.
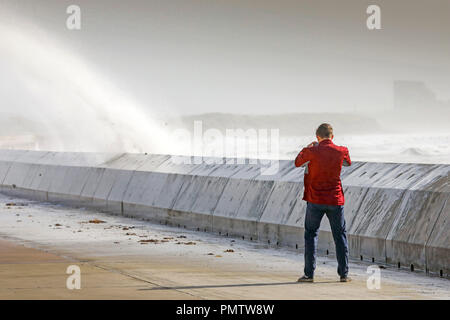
138, 280, 339, 291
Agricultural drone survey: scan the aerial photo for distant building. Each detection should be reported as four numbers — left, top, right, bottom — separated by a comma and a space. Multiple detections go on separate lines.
393, 81, 449, 111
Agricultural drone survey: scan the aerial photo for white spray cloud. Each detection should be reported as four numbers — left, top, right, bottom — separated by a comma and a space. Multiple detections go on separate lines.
0, 18, 179, 154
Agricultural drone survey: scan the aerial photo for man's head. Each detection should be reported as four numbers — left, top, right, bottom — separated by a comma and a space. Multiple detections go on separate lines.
316, 123, 334, 142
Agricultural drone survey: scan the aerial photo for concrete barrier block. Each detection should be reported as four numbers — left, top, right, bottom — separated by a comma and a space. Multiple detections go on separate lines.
23, 163, 50, 201
47, 165, 72, 203
190, 176, 233, 215
344, 163, 430, 188
21, 163, 41, 189
32, 164, 62, 201
80, 152, 120, 167
33, 151, 58, 165
229, 164, 261, 180
278, 195, 310, 249
91, 168, 120, 211
78, 167, 105, 206
257, 181, 303, 245
340, 161, 366, 178
385, 190, 440, 271
97, 153, 127, 168
105, 170, 134, 214
2, 162, 33, 189
254, 160, 298, 182
122, 172, 191, 223
213, 179, 274, 240
190, 163, 231, 177
0, 151, 50, 197
150, 155, 198, 174
66, 167, 92, 196
0, 161, 13, 185
47, 166, 92, 206
213, 178, 253, 237
384, 166, 449, 271
96, 157, 167, 213
123, 171, 157, 205
105, 155, 170, 214
122, 172, 175, 222
195, 160, 256, 178
181, 156, 225, 177
171, 175, 206, 213
425, 195, 449, 277
339, 186, 370, 259
170, 175, 228, 231
350, 187, 404, 263
47, 165, 69, 193
28, 163, 50, 190
130, 154, 171, 171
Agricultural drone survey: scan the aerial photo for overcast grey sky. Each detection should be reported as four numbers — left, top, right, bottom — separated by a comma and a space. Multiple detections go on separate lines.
1, 0, 450, 115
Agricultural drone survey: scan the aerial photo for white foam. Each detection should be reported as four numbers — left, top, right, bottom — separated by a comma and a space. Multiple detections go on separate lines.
0, 18, 179, 154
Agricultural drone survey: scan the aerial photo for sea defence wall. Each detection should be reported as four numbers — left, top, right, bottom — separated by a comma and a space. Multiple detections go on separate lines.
0, 149, 448, 277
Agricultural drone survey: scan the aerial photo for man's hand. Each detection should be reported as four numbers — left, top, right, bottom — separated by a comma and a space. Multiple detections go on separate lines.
306, 141, 318, 148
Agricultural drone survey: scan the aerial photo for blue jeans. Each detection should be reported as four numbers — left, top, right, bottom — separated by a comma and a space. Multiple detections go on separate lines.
304, 202, 349, 278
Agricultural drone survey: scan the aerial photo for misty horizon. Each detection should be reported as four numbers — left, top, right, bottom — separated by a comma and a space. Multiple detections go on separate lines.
1, 0, 450, 115
0, 0, 449, 163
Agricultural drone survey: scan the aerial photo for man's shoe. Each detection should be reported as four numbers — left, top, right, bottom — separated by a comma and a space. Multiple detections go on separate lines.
297, 275, 314, 283
340, 276, 351, 282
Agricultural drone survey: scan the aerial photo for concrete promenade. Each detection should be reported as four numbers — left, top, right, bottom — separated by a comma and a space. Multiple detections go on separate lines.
0, 195, 448, 299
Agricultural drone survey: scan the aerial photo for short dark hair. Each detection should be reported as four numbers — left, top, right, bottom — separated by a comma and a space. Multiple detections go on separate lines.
316, 123, 333, 138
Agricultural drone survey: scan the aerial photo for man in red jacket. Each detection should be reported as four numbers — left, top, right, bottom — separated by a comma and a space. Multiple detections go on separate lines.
294, 123, 351, 282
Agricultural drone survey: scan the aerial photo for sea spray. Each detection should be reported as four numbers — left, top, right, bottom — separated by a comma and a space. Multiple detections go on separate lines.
0, 19, 178, 154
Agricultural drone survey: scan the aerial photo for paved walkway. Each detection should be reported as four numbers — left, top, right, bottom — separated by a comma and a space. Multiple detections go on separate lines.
0, 195, 448, 299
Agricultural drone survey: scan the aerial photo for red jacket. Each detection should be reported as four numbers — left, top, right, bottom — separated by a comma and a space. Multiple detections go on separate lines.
295, 139, 351, 206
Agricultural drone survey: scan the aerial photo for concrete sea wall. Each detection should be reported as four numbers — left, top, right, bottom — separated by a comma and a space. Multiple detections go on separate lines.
0, 149, 448, 277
